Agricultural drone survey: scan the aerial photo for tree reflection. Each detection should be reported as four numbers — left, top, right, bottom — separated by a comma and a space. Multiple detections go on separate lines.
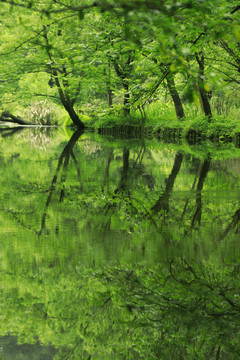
151, 151, 183, 213
102, 148, 114, 191
39, 129, 83, 236
1, 132, 240, 359
221, 207, 240, 240
191, 157, 211, 228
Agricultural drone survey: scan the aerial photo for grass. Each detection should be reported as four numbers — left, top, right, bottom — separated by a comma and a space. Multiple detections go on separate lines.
8, 96, 239, 143
25, 100, 57, 126
90, 100, 240, 141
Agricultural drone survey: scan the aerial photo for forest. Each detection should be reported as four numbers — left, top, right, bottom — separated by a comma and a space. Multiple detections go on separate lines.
0, 0, 239, 135
0, 1, 240, 360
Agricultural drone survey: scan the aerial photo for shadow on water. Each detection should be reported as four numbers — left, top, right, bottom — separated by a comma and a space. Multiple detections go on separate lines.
1, 127, 240, 359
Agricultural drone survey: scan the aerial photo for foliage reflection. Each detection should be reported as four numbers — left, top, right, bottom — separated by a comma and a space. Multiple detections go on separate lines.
0, 129, 240, 359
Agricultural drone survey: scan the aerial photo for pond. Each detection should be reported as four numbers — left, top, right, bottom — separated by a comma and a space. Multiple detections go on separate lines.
0, 127, 240, 359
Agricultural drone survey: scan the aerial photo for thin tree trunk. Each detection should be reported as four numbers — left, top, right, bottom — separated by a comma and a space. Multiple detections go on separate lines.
196, 53, 212, 119
123, 81, 130, 115
104, 63, 113, 107
107, 88, 113, 107
113, 53, 133, 116
166, 74, 185, 119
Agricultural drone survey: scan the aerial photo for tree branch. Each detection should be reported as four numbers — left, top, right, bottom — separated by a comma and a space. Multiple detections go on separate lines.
230, 5, 240, 14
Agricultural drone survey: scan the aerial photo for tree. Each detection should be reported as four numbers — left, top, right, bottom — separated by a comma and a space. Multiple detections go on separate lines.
41, 25, 85, 128
0, 0, 239, 126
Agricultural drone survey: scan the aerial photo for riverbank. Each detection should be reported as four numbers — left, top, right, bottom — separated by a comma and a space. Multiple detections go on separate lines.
90, 115, 240, 146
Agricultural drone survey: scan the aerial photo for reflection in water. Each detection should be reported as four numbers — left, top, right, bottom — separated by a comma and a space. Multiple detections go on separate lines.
191, 157, 211, 228
151, 151, 183, 213
0, 129, 240, 359
39, 130, 83, 236
0, 335, 57, 360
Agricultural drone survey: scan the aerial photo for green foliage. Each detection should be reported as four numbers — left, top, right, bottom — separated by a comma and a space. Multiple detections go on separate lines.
94, 113, 141, 129
0, 0, 238, 128
1, 3, 240, 359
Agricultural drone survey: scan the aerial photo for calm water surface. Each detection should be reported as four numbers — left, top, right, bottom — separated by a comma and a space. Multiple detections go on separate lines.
0, 128, 240, 359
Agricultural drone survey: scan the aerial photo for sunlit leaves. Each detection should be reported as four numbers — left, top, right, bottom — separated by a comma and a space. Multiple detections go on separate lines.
0, 0, 238, 123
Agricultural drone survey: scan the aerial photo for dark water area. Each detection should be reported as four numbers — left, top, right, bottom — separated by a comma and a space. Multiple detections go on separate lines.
0, 128, 240, 359
0, 335, 57, 360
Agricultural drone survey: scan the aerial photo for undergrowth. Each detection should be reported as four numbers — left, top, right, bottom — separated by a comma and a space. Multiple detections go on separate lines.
93, 100, 240, 139
20, 97, 240, 140
25, 100, 57, 125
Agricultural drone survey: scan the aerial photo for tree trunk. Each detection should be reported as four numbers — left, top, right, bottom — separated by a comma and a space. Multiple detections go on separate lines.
104, 66, 113, 107
43, 27, 84, 130
123, 82, 130, 115
107, 88, 113, 107
196, 53, 212, 119
113, 55, 133, 116
63, 101, 85, 129
166, 74, 185, 119
49, 63, 84, 129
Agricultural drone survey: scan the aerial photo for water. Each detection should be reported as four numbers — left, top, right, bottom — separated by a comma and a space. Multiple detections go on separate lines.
0, 128, 240, 359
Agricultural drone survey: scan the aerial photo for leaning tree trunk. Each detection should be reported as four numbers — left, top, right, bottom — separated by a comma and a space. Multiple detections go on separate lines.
50, 65, 85, 129
196, 53, 212, 120
63, 101, 84, 129
166, 73, 185, 119
43, 26, 84, 130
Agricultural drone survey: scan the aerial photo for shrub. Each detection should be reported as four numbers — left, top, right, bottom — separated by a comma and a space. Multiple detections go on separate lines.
25, 100, 56, 125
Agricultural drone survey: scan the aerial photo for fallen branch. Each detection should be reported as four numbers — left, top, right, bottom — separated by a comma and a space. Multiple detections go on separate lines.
0, 111, 32, 125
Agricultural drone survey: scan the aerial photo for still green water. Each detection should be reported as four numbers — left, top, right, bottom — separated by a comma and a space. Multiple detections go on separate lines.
0, 128, 240, 359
